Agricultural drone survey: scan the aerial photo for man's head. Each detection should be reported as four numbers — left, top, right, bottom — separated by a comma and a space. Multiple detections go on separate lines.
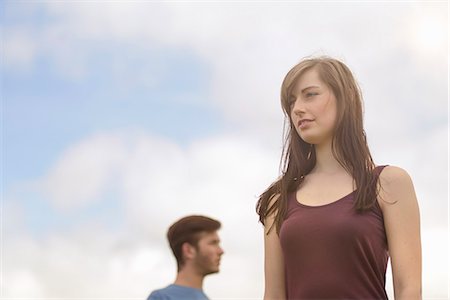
167, 215, 224, 275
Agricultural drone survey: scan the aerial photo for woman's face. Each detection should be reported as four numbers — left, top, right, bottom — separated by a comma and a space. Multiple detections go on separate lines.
289, 67, 338, 146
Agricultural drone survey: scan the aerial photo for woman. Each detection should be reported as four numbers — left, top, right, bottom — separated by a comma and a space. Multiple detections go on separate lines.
256, 56, 421, 299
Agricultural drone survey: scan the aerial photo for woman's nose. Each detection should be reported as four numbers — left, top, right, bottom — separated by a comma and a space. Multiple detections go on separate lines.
292, 99, 305, 115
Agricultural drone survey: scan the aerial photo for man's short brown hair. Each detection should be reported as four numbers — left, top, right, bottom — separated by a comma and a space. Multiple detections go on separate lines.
167, 215, 221, 270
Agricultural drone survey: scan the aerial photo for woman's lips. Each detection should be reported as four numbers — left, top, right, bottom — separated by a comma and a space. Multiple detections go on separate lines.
298, 119, 313, 129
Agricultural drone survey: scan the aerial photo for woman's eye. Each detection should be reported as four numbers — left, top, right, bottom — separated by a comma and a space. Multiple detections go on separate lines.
306, 92, 318, 98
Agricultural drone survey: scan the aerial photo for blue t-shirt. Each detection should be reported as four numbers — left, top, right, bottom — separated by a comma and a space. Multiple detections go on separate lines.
147, 284, 209, 300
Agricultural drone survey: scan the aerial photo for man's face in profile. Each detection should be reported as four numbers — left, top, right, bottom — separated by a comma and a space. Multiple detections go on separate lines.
193, 231, 224, 275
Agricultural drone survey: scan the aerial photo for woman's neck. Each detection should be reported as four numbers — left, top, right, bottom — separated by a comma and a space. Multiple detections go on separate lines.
312, 140, 346, 174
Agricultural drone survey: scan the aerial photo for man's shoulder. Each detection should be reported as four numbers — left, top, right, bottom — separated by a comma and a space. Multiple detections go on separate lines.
147, 287, 168, 300
147, 284, 209, 300
147, 285, 179, 300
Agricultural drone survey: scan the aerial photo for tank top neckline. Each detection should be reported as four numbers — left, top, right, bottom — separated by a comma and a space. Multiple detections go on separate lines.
294, 189, 356, 209
292, 165, 387, 209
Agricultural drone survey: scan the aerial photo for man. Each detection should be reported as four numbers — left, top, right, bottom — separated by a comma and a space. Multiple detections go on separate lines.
147, 215, 224, 300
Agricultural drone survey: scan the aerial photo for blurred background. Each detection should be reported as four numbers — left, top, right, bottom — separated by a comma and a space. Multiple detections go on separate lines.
2, 1, 448, 299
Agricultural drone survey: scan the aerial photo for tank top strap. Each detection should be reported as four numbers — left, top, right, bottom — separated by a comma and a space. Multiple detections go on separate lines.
372, 165, 389, 217
374, 165, 388, 177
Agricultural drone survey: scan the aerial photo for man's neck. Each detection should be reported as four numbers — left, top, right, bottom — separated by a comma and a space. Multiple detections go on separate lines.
174, 267, 204, 290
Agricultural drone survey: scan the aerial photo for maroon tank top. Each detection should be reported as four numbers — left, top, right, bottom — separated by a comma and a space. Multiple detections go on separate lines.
279, 166, 389, 299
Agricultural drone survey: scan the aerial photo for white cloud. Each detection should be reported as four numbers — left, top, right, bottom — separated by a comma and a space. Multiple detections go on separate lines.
421, 227, 449, 298
2, 222, 174, 298
3, 27, 37, 72
384, 228, 449, 299
5, 269, 45, 297
401, 4, 448, 61
39, 133, 127, 212
369, 124, 448, 229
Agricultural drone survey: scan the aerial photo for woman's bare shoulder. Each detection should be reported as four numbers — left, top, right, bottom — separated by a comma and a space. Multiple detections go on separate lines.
378, 165, 412, 186
377, 165, 416, 209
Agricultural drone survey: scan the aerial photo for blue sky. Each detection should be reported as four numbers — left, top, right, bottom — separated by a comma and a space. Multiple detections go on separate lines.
2, 1, 448, 298
4, 35, 219, 184
4, 4, 223, 238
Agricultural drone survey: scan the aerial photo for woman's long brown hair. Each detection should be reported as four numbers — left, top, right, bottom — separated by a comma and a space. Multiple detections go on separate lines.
256, 56, 378, 234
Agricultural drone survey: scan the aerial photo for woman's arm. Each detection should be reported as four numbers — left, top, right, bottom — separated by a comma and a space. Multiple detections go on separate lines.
263, 195, 286, 300
378, 166, 422, 299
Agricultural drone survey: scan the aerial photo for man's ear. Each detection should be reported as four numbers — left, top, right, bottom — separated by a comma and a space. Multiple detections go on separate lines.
181, 242, 196, 261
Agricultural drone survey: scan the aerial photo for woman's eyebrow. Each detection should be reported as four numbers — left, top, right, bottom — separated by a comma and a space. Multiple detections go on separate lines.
301, 85, 320, 93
